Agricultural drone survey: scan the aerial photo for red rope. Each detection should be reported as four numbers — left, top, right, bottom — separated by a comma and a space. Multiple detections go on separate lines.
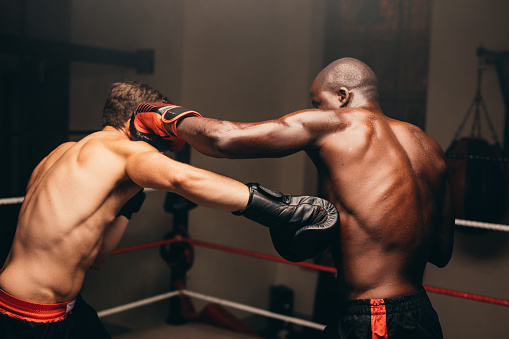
183, 238, 337, 273
112, 238, 179, 254
112, 238, 509, 307
423, 285, 509, 307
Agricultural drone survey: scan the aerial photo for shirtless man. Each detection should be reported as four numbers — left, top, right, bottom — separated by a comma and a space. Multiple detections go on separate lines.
132, 58, 454, 338
0, 81, 338, 338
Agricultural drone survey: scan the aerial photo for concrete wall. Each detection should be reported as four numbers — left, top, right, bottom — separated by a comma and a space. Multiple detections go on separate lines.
425, 0, 509, 338
64, 0, 509, 337
70, 0, 327, 331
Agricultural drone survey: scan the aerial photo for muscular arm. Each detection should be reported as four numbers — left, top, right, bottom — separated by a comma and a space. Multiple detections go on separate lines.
177, 109, 336, 158
428, 179, 455, 268
125, 148, 249, 211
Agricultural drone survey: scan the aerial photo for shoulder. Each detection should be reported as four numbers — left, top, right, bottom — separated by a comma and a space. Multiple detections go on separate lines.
82, 131, 160, 158
48, 141, 76, 158
39, 141, 77, 168
285, 108, 352, 133
395, 120, 443, 153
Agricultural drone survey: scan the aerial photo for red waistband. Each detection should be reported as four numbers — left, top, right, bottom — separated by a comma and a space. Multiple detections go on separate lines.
0, 287, 75, 323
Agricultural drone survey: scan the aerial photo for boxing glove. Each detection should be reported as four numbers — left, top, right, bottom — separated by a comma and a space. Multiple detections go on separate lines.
117, 189, 146, 220
233, 183, 339, 262
130, 103, 202, 152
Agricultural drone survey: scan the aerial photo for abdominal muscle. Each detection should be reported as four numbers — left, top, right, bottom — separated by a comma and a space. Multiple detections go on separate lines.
0, 200, 110, 304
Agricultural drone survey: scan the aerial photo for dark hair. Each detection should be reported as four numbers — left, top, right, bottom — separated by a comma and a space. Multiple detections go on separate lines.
102, 81, 171, 129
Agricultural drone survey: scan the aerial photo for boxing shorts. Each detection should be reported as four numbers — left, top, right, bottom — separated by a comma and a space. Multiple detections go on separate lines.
323, 290, 443, 339
0, 288, 110, 339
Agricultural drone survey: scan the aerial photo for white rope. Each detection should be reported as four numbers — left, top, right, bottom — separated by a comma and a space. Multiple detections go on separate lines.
97, 289, 326, 330
0, 189, 155, 205
1, 194, 509, 233
182, 290, 326, 331
97, 290, 180, 318
455, 218, 509, 232
0, 197, 24, 205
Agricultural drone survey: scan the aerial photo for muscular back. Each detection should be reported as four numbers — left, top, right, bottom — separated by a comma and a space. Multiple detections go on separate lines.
0, 131, 141, 303
313, 108, 450, 299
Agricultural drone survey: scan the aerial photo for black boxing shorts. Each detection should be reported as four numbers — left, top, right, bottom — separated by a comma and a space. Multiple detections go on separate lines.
323, 290, 443, 339
0, 288, 110, 339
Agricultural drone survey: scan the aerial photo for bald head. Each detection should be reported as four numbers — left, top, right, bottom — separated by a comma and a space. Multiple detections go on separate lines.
315, 58, 379, 102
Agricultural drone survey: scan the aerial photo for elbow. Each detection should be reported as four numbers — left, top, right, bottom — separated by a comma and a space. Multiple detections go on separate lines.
428, 246, 453, 268
199, 124, 241, 158
90, 262, 104, 270
169, 170, 196, 192
429, 256, 450, 268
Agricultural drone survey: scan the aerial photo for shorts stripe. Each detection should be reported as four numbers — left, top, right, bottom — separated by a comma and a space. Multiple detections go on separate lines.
0, 288, 74, 323
370, 298, 388, 339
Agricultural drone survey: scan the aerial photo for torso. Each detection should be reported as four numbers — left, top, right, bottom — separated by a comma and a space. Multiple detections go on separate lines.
0, 130, 141, 303
309, 108, 448, 300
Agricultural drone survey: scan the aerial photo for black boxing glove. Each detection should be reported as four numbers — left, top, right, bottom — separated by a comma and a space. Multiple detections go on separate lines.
233, 183, 339, 262
130, 103, 202, 152
117, 189, 146, 220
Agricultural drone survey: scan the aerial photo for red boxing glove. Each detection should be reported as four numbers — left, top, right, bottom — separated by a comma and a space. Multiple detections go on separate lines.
130, 103, 202, 152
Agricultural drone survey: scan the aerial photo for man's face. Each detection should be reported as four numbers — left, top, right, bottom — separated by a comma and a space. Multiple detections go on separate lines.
310, 80, 341, 110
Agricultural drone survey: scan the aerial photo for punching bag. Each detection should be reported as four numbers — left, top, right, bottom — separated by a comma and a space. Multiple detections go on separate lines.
446, 137, 506, 224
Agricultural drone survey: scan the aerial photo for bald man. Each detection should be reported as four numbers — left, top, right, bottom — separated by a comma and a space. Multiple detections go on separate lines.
0, 81, 337, 339
132, 57, 454, 338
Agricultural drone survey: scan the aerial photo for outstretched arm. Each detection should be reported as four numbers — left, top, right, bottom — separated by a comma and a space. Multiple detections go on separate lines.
176, 110, 335, 159
123, 142, 339, 263
125, 147, 249, 211
129, 103, 340, 159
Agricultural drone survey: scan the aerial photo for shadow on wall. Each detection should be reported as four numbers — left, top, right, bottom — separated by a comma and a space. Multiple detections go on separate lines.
454, 229, 509, 259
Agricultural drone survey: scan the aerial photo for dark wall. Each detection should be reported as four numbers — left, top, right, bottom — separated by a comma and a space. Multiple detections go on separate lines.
0, 0, 70, 264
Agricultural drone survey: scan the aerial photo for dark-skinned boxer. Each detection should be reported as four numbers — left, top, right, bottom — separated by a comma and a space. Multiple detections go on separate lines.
132, 57, 454, 338
0, 81, 338, 339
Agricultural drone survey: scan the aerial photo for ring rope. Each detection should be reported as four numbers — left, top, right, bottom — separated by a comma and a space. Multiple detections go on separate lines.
182, 289, 326, 330
424, 285, 509, 307
113, 238, 509, 307
112, 237, 336, 273
454, 218, 509, 232
1, 194, 508, 233
97, 289, 326, 330
446, 153, 509, 162
97, 290, 180, 318
0, 197, 24, 205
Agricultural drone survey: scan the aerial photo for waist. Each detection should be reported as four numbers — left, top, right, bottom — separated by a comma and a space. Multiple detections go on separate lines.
0, 287, 76, 323
341, 290, 433, 315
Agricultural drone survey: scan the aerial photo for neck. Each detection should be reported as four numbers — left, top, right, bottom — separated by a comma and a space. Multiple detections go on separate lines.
102, 125, 130, 138
347, 96, 382, 113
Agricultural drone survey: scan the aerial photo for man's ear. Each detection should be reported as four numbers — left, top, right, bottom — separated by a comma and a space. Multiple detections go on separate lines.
126, 118, 133, 139
338, 87, 350, 107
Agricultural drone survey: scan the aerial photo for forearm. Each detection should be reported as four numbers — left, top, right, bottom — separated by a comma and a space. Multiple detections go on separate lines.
127, 151, 249, 211
176, 117, 238, 158
170, 166, 250, 211
177, 115, 312, 159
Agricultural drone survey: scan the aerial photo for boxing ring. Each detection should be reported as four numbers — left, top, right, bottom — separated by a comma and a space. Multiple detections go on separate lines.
1, 193, 509, 337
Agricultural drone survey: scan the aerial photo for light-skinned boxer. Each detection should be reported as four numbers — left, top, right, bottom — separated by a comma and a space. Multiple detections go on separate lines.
0, 81, 338, 339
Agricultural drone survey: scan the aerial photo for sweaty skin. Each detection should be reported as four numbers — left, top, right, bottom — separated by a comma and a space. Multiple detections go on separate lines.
0, 125, 249, 304
175, 73, 454, 301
